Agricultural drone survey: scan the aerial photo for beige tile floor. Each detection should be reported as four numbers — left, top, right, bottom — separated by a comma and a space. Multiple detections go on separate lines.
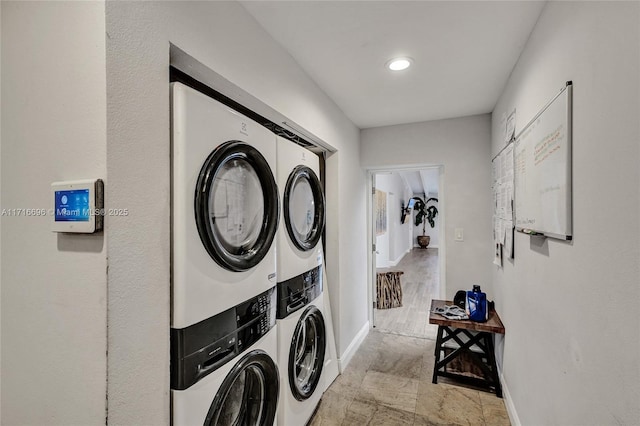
309, 331, 510, 426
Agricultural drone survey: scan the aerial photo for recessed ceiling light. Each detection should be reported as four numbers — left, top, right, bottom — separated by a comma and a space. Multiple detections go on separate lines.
387, 57, 413, 71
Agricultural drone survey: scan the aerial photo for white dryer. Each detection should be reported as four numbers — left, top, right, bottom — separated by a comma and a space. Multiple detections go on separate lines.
171, 288, 279, 426
276, 266, 327, 426
171, 82, 279, 329
276, 137, 325, 282
275, 137, 337, 425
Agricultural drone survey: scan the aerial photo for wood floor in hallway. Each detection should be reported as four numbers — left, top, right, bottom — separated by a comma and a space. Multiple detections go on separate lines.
375, 248, 440, 339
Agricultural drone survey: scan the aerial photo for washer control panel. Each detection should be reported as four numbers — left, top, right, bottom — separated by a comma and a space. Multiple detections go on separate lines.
170, 287, 276, 390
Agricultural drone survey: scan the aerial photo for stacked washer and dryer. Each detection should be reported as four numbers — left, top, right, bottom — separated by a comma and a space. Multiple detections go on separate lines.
170, 82, 335, 425
275, 137, 337, 426
170, 83, 280, 426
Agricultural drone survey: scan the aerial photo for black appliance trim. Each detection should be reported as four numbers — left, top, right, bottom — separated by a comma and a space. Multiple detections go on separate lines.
276, 266, 323, 320
288, 305, 326, 401
194, 140, 279, 272
204, 349, 279, 426
171, 288, 275, 390
283, 165, 325, 252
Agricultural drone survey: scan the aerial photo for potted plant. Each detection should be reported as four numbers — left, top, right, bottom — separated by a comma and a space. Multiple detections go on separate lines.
412, 196, 438, 249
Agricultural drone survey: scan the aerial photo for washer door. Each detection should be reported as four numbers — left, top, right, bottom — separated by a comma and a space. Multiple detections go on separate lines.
283, 165, 325, 252
195, 141, 279, 272
289, 306, 326, 401
204, 349, 279, 426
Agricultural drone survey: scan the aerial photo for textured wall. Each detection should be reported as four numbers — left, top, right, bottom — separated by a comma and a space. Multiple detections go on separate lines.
491, 2, 640, 424
1, 2, 107, 424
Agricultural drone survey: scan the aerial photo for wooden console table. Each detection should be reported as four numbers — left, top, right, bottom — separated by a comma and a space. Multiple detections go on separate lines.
429, 299, 505, 397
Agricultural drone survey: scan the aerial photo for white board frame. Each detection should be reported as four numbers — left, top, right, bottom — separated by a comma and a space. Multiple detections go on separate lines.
514, 81, 573, 241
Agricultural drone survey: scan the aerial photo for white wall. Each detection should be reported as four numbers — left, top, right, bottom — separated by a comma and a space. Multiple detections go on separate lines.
362, 114, 492, 299
391, 176, 413, 262
1, 2, 107, 424
105, 1, 366, 423
0, 4, 2, 423
491, 2, 639, 425
0, 4, 4, 421
375, 173, 412, 268
375, 227, 390, 267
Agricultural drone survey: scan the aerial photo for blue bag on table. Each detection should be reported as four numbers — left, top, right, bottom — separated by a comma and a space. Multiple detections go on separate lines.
466, 285, 488, 322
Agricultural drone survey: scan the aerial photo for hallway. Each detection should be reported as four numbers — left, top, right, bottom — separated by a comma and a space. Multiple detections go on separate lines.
375, 248, 440, 339
310, 330, 510, 425
310, 248, 511, 425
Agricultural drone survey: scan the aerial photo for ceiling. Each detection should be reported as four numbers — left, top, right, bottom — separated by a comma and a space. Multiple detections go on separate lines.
241, 1, 546, 129
399, 169, 439, 197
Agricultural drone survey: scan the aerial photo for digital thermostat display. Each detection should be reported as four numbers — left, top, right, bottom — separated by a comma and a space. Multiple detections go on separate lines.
51, 179, 104, 233
55, 189, 91, 222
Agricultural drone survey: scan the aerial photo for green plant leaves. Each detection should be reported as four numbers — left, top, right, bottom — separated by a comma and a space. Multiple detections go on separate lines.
412, 197, 439, 230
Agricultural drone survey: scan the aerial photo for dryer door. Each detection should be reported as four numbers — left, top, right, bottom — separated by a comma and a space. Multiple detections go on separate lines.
205, 349, 279, 426
195, 141, 279, 272
283, 165, 325, 251
289, 305, 326, 401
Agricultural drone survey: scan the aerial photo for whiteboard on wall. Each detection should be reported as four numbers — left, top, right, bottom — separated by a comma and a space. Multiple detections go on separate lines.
514, 82, 572, 240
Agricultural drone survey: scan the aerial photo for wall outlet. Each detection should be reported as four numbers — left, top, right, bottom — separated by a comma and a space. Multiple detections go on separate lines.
455, 228, 464, 241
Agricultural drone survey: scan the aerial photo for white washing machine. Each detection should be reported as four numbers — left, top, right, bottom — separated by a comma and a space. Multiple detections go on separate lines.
276, 137, 325, 283
276, 137, 339, 403
276, 266, 328, 426
171, 288, 279, 426
171, 82, 279, 329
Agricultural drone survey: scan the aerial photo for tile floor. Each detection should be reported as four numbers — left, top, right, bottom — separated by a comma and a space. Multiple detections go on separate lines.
309, 330, 510, 426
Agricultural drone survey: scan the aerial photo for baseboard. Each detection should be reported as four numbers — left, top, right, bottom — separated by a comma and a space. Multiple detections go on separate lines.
388, 249, 410, 267
500, 371, 521, 426
337, 321, 369, 372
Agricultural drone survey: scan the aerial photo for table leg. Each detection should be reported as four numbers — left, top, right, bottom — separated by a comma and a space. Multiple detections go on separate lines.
431, 328, 503, 398
432, 325, 444, 384
484, 333, 503, 398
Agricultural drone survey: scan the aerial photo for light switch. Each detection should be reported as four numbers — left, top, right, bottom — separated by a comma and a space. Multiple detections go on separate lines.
455, 228, 464, 241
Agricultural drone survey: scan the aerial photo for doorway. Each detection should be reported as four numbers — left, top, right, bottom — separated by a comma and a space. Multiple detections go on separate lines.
368, 166, 445, 340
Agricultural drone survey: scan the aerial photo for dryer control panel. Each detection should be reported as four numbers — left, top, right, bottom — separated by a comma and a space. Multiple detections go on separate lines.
170, 287, 276, 390
276, 265, 323, 320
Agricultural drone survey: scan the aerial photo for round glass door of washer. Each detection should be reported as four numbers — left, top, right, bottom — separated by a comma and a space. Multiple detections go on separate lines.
195, 141, 279, 272
205, 350, 279, 426
284, 165, 325, 252
289, 306, 326, 401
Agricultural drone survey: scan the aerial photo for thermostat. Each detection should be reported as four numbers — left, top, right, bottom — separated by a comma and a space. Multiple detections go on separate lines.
51, 179, 104, 233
